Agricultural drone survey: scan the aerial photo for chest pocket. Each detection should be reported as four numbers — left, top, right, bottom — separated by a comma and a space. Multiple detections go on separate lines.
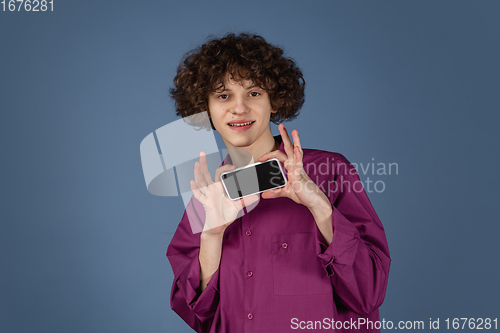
272, 232, 332, 296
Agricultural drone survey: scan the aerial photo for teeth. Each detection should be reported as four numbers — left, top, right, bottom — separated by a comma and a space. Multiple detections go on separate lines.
229, 121, 253, 127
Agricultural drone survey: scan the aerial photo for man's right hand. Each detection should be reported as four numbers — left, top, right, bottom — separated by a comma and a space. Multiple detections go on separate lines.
190, 151, 259, 236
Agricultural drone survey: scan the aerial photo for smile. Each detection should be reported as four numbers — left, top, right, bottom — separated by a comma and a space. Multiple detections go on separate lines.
228, 121, 255, 131
228, 121, 255, 127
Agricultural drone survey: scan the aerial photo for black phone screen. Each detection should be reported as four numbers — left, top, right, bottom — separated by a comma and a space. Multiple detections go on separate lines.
221, 159, 286, 200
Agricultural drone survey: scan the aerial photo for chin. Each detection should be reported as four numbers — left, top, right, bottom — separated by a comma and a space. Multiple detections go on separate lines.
227, 137, 255, 148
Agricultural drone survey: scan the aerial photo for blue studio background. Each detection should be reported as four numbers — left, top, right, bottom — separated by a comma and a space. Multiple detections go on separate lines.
1, 0, 499, 332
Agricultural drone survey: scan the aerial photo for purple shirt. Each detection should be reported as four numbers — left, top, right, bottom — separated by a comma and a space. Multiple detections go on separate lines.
167, 138, 391, 332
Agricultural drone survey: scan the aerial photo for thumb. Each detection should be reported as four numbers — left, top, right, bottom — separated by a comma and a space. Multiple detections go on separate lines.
215, 164, 236, 183
261, 188, 283, 199
242, 193, 260, 207
234, 193, 260, 211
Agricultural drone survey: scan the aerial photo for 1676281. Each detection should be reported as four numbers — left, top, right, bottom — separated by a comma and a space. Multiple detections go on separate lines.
1, 0, 53, 11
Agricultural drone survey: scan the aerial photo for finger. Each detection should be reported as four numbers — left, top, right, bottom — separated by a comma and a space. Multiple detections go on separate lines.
242, 193, 260, 207
233, 193, 259, 211
258, 149, 288, 164
292, 129, 302, 153
190, 179, 206, 205
278, 124, 295, 160
294, 145, 303, 164
193, 161, 208, 193
291, 146, 305, 180
291, 130, 305, 179
294, 142, 304, 168
199, 151, 214, 185
214, 164, 236, 183
261, 187, 285, 199
257, 150, 290, 177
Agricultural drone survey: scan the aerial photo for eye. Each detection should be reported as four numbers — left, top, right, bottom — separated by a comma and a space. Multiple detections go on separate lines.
217, 94, 229, 100
249, 91, 261, 97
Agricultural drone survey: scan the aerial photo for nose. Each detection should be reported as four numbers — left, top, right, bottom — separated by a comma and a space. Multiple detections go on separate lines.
229, 96, 250, 115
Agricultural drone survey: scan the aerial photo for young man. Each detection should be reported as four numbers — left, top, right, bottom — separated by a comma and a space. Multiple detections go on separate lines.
167, 33, 390, 333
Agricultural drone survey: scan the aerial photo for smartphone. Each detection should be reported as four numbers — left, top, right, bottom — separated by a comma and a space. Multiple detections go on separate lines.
220, 158, 287, 200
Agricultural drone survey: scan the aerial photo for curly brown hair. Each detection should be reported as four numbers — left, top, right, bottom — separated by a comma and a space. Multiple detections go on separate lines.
169, 33, 305, 130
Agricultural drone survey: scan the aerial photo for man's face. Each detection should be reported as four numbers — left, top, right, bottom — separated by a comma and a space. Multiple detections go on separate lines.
207, 74, 276, 150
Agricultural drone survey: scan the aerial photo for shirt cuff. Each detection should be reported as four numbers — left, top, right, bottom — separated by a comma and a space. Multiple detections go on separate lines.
177, 254, 220, 322
316, 206, 360, 276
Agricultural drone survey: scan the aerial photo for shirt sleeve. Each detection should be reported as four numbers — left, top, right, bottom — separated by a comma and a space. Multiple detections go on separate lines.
166, 198, 221, 332
314, 153, 391, 316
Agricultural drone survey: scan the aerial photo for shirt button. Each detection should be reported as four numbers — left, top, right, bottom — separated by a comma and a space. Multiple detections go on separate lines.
245, 230, 252, 236
247, 313, 254, 320
281, 242, 288, 249
247, 271, 253, 277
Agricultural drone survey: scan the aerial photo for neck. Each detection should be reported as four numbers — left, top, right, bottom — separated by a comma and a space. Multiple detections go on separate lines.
223, 131, 279, 168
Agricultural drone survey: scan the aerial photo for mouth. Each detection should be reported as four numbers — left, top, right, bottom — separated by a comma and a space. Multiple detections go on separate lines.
228, 120, 255, 131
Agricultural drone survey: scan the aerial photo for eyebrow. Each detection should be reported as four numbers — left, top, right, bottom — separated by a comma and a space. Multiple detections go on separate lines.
214, 83, 260, 93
